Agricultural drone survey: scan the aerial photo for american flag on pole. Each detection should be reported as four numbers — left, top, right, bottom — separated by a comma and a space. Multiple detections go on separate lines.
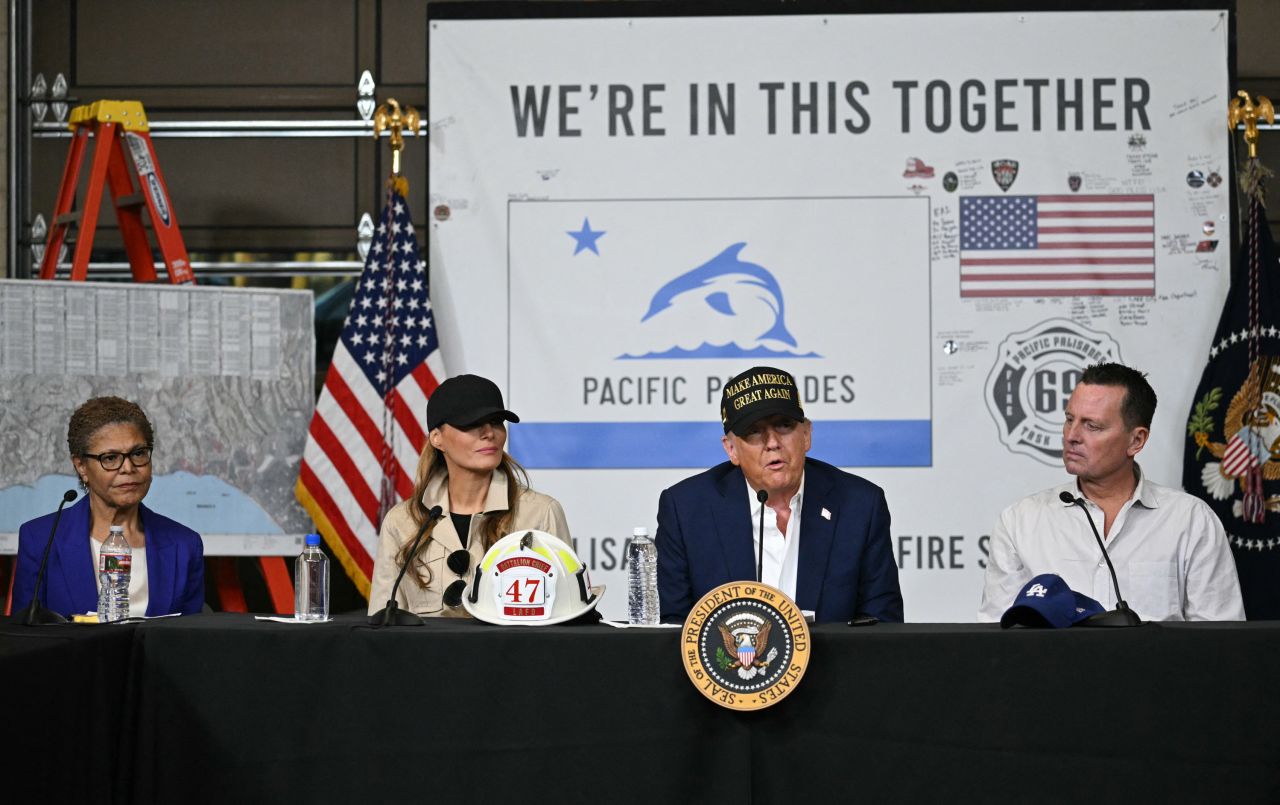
296, 184, 444, 597
959, 194, 1155, 298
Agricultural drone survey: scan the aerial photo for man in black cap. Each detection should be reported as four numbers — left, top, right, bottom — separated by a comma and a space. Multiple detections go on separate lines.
655, 366, 903, 623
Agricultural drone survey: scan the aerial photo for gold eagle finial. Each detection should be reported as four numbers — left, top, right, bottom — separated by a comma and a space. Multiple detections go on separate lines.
372, 98, 421, 178
1229, 90, 1274, 159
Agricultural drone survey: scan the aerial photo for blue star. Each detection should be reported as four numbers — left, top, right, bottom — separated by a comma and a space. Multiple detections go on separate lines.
567, 217, 606, 255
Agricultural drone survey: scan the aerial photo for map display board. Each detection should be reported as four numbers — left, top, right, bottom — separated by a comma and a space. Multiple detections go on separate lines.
0, 280, 314, 556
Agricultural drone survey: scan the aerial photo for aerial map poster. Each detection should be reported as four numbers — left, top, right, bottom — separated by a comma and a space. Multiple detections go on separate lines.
0, 280, 313, 556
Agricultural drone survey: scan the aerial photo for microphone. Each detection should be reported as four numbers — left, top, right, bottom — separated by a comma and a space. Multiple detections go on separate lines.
1058, 491, 1142, 627
756, 489, 768, 584
20, 489, 78, 626
367, 505, 444, 628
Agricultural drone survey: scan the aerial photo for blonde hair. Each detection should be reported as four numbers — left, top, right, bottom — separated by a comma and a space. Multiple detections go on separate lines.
397, 440, 529, 588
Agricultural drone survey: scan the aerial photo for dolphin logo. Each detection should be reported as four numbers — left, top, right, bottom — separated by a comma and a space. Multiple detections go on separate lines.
639, 243, 797, 347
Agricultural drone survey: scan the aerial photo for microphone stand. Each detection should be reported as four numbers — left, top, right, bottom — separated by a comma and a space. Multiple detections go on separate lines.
367, 505, 444, 628
20, 490, 78, 626
756, 489, 768, 583
1060, 492, 1142, 627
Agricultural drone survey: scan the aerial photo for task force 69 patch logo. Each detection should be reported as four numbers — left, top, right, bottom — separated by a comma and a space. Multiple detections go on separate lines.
681, 582, 810, 711
986, 318, 1122, 465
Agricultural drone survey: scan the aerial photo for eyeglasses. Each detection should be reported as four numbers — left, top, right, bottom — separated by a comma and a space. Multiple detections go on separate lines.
444, 579, 467, 608
415, 538, 471, 608
81, 446, 152, 471
442, 550, 471, 607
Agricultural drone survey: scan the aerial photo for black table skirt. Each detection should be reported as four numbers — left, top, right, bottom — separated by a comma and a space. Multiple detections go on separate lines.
0, 622, 137, 803
6, 615, 1280, 804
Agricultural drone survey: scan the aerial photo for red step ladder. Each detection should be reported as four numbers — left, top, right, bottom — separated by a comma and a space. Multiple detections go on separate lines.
38, 100, 194, 284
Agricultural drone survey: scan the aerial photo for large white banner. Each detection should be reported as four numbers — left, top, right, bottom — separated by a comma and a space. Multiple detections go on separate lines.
427, 8, 1231, 621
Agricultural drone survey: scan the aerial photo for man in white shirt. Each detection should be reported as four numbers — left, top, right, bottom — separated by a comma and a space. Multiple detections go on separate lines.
979, 362, 1245, 622
655, 366, 902, 624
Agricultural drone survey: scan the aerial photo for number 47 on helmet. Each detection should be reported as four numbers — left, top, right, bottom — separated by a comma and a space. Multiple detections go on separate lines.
462, 530, 604, 626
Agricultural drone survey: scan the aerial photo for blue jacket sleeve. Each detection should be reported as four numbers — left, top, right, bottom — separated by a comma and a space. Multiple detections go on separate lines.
655, 487, 693, 622
11, 518, 44, 613
177, 531, 206, 615
853, 489, 904, 622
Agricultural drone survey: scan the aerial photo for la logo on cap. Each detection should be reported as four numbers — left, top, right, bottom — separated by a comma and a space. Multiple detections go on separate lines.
1000, 573, 1105, 629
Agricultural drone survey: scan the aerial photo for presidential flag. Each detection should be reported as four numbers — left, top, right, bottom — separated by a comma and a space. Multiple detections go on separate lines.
959, 194, 1156, 298
1183, 185, 1280, 619
296, 183, 444, 596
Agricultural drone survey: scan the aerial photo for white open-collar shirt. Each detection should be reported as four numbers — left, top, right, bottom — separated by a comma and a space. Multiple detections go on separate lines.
746, 475, 805, 601
979, 466, 1245, 622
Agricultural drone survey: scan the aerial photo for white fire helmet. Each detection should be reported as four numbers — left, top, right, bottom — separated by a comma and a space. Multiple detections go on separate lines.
461, 530, 604, 625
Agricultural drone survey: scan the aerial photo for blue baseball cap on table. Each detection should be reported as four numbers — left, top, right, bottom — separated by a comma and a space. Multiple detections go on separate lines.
1000, 574, 1105, 629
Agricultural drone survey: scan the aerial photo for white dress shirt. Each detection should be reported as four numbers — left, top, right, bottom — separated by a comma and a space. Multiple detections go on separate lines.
746, 476, 805, 601
978, 468, 1245, 622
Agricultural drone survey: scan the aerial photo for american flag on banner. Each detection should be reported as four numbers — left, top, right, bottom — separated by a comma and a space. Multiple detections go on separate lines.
959, 194, 1155, 298
296, 185, 444, 596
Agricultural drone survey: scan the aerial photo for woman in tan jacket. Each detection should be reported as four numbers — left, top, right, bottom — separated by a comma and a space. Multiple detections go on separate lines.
367, 374, 570, 617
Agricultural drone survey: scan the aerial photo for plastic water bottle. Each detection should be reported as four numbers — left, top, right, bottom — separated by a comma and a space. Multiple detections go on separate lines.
294, 533, 330, 621
627, 527, 660, 626
98, 525, 131, 623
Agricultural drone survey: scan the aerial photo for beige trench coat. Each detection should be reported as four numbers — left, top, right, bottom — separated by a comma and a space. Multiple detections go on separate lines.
367, 469, 571, 617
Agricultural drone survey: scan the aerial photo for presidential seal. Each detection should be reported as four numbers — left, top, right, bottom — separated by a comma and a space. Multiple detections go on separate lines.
681, 582, 810, 711
986, 318, 1122, 465
1189, 353, 1280, 550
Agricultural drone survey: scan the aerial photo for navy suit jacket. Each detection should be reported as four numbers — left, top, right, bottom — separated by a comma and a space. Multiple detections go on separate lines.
656, 458, 903, 624
13, 496, 205, 617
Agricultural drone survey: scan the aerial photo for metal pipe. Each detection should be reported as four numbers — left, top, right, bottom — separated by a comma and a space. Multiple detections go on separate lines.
27, 118, 1280, 138
42, 260, 364, 279
8, 1, 31, 279
32, 118, 429, 138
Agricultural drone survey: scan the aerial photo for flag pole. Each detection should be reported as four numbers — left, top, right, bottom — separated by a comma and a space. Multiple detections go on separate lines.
1181, 92, 1280, 618
1229, 90, 1274, 220
374, 97, 420, 196
1226, 90, 1275, 524
1229, 90, 1273, 162
297, 96, 443, 599
371, 97, 423, 523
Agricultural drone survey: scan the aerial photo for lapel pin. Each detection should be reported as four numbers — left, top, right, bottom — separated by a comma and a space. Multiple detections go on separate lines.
821, 508, 831, 521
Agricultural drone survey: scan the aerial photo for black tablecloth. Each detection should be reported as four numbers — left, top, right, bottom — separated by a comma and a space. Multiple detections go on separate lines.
0, 622, 137, 803
6, 615, 1280, 804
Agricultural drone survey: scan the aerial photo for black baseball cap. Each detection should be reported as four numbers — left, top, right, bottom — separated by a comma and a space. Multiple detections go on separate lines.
720, 366, 805, 437
427, 375, 520, 431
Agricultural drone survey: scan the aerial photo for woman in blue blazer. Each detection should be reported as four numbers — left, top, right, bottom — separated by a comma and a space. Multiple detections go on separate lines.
13, 396, 204, 618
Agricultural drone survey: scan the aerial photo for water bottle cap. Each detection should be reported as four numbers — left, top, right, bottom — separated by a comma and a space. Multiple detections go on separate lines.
632, 527, 649, 537
305, 533, 321, 546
